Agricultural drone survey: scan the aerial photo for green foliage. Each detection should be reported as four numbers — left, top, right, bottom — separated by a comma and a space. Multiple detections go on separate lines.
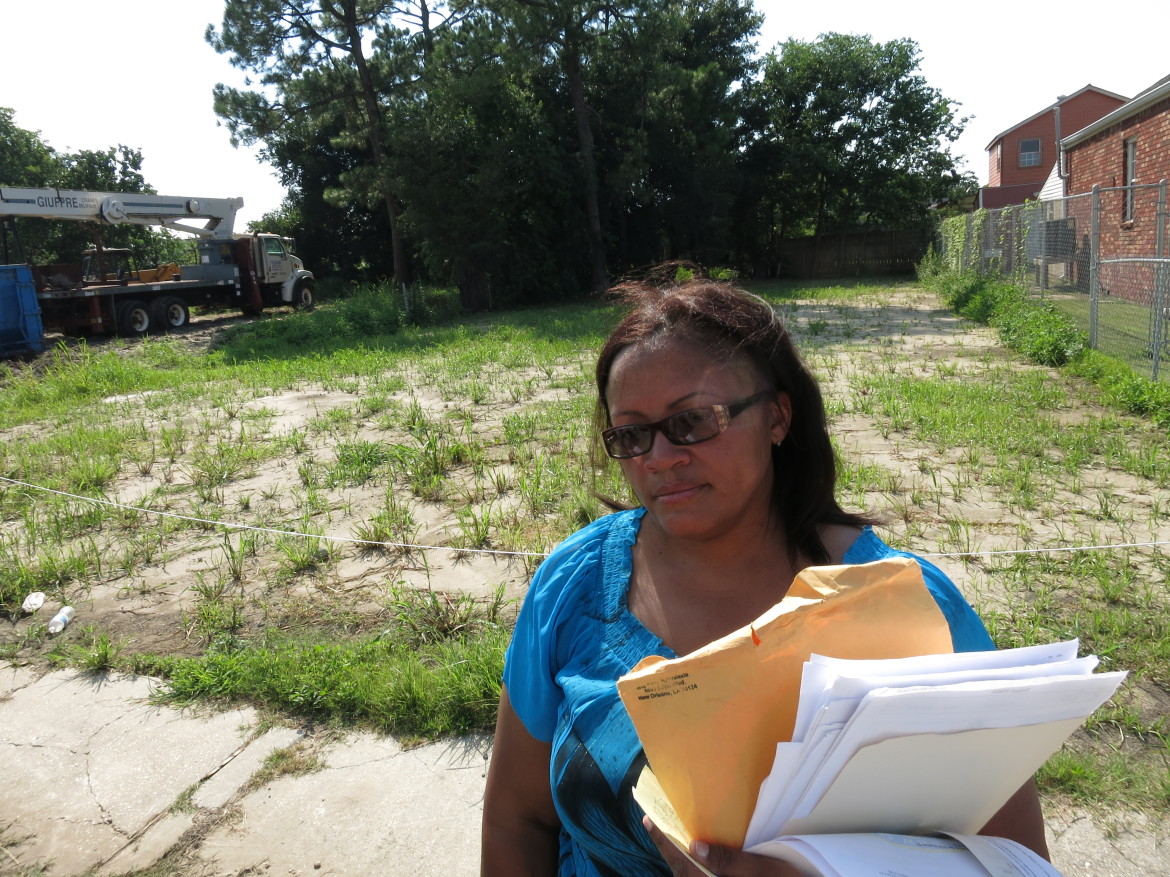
742, 33, 968, 242
204, 3, 965, 299
0, 107, 59, 187
381, 585, 507, 649
924, 268, 1084, 367
66, 626, 124, 673
215, 282, 458, 358
156, 626, 509, 738
991, 289, 1086, 367
208, 0, 421, 285
918, 248, 1170, 425
1068, 351, 1170, 428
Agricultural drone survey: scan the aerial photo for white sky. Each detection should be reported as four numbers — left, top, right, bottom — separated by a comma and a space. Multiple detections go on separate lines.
3, 0, 1167, 232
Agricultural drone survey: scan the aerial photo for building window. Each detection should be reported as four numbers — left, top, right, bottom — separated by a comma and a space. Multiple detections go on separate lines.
1123, 137, 1138, 222
1019, 139, 1041, 167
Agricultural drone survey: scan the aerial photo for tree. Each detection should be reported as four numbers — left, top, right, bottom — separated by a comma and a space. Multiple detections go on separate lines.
586, 0, 761, 268
0, 114, 184, 265
477, 0, 640, 294
255, 110, 396, 281
387, 8, 589, 308
207, 0, 453, 287
0, 108, 60, 188
742, 34, 968, 245
461, 0, 762, 290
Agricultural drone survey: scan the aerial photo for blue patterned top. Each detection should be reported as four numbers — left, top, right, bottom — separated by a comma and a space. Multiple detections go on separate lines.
503, 508, 994, 877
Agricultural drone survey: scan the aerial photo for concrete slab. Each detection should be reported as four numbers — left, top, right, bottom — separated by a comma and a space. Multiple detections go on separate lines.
98, 812, 195, 877
0, 669, 257, 875
1048, 807, 1168, 877
197, 734, 490, 877
1, 667, 1165, 877
192, 726, 304, 811
0, 662, 37, 698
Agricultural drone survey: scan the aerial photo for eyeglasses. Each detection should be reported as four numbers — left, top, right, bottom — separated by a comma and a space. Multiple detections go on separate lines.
601, 392, 770, 459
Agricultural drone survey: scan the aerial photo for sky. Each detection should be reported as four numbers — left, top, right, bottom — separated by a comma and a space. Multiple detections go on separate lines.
3, 0, 1168, 232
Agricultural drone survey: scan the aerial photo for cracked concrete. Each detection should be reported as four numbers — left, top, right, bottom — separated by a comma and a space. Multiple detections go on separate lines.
1, 668, 1164, 876
0, 670, 260, 874
0, 670, 487, 876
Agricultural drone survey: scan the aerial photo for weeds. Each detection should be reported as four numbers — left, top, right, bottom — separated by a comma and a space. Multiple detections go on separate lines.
352, 494, 419, 555
186, 574, 245, 646
2, 278, 1168, 816
155, 625, 508, 738
65, 626, 123, 673
275, 526, 333, 580
381, 584, 507, 649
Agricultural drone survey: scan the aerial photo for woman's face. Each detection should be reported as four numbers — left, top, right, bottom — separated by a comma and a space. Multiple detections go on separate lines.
604, 337, 791, 544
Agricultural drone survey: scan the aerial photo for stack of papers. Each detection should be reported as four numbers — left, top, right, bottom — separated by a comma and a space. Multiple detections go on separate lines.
747, 832, 1064, 877
743, 639, 1126, 846
618, 556, 1129, 874
618, 557, 958, 846
630, 638, 1124, 876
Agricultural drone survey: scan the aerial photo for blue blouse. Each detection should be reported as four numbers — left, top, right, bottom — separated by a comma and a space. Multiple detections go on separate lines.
503, 508, 994, 877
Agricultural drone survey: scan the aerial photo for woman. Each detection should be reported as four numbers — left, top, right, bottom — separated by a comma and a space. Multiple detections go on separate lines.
481, 281, 1048, 876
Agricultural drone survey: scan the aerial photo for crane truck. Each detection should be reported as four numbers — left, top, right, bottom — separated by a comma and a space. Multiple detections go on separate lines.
0, 187, 315, 356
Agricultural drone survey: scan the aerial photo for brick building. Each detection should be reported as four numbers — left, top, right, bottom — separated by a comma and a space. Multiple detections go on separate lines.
1062, 75, 1170, 260
980, 86, 1127, 208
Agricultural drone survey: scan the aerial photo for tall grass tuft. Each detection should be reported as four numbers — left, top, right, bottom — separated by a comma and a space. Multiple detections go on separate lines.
155, 626, 508, 739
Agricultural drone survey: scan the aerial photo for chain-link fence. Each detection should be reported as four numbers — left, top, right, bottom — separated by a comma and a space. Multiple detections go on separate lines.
944, 182, 1169, 382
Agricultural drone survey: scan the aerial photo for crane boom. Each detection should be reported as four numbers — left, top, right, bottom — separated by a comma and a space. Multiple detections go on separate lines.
0, 187, 243, 238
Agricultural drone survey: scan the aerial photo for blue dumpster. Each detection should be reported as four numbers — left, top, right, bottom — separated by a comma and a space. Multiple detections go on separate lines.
0, 264, 44, 358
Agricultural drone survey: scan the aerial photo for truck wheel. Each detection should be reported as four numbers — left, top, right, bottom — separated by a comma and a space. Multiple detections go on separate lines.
117, 300, 151, 336
293, 279, 315, 310
150, 296, 189, 332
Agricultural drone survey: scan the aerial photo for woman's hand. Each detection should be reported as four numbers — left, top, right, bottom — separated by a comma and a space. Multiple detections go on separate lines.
644, 817, 804, 877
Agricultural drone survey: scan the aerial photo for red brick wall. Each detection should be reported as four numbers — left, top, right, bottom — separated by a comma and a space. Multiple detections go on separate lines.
985, 91, 1127, 196
1060, 91, 1130, 139
992, 112, 1055, 189
1066, 93, 1170, 259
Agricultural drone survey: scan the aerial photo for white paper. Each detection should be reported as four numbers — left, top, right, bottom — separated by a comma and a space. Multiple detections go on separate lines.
805, 638, 1082, 677
782, 720, 1084, 835
746, 832, 1060, 877
947, 833, 1066, 877
790, 673, 1126, 823
742, 641, 1126, 849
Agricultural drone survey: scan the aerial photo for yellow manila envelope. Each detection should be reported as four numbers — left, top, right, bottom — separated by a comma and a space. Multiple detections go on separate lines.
616, 557, 954, 849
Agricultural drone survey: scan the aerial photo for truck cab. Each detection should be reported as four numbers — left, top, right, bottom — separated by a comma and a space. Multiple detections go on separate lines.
259, 235, 293, 285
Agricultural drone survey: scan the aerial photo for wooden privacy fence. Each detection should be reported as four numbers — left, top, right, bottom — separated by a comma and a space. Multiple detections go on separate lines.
772, 228, 934, 278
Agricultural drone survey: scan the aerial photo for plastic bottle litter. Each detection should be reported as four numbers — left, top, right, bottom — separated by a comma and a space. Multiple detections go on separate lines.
21, 591, 46, 613
47, 606, 75, 634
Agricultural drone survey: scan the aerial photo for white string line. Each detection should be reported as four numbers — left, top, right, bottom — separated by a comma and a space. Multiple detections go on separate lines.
0, 475, 549, 559
1, 474, 1167, 562
918, 541, 1170, 559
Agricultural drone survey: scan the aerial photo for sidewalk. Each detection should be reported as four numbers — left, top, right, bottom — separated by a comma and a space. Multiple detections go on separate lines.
1, 666, 1164, 876
0, 667, 484, 876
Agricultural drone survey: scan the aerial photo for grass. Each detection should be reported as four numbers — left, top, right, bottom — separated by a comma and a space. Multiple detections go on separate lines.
248, 741, 326, 788
2, 275, 1168, 816
1049, 293, 1170, 384
156, 625, 508, 741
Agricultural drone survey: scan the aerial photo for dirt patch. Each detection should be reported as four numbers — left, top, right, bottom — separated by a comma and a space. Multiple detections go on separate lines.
2, 288, 1167, 834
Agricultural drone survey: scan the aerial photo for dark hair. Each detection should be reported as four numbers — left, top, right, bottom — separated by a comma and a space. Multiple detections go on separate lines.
592, 280, 872, 565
